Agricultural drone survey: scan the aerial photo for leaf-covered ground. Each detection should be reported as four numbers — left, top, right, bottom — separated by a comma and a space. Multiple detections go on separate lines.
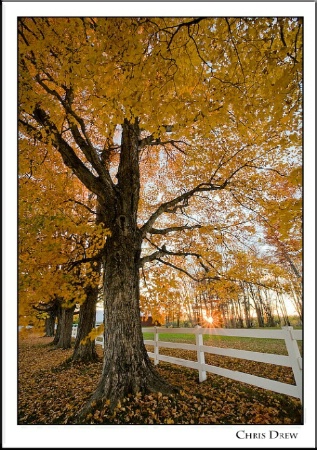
18, 334, 302, 425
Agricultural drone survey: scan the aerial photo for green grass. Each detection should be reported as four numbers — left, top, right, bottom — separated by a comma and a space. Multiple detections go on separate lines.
142, 331, 303, 355
142, 331, 285, 343
143, 332, 263, 344
143, 332, 195, 342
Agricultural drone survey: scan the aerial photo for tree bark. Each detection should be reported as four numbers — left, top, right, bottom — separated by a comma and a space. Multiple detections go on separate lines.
80, 234, 176, 416
52, 303, 62, 345
250, 284, 264, 327
78, 119, 177, 419
240, 282, 252, 328
55, 305, 75, 349
71, 284, 99, 362
71, 200, 104, 362
44, 311, 56, 337
32, 299, 58, 337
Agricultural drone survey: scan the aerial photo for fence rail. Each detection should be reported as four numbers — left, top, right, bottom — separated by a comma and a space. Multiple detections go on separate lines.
71, 325, 302, 402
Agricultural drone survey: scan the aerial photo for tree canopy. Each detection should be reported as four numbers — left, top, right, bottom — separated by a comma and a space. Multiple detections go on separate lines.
18, 17, 302, 411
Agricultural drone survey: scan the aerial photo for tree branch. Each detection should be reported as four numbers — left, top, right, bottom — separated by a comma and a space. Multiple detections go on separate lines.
19, 118, 48, 143
140, 241, 213, 276
34, 75, 115, 191
225, 18, 246, 83
63, 199, 97, 216
66, 253, 103, 272
224, 146, 279, 185
31, 107, 113, 203
139, 134, 189, 154
156, 258, 220, 283
140, 238, 204, 266
148, 224, 201, 235
140, 181, 227, 236
244, 164, 286, 177
32, 302, 56, 312
164, 18, 205, 49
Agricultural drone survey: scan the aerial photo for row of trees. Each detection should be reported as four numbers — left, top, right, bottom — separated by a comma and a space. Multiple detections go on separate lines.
19, 17, 302, 415
140, 268, 301, 329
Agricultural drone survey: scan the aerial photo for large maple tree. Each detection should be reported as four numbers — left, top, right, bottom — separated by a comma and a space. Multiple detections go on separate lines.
18, 17, 302, 413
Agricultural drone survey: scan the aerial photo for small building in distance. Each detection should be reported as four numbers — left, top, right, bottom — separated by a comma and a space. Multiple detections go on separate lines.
96, 309, 104, 326
141, 315, 161, 327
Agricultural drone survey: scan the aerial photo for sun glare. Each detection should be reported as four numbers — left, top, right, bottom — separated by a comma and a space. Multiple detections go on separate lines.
204, 316, 213, 324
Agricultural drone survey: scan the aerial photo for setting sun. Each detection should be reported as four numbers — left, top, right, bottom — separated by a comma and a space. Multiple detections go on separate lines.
204, 316, 213, 324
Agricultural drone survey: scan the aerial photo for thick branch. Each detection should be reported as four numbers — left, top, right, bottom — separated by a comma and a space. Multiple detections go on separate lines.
139, 247, 202, 267
278, 19, 287, 47
68, 122, 114, 187
139, 134, 188, 154
116, 118, 141, 219
67, 115, 115, 191
32, 107, 112, 203
140, 242, 212, 274
148, 224, 201, 235
32, 302, 56, 312
66, 253, 103, 272
19, 118, 48, 142
34, 75, 115, 191
139, 250, 165, 266
140, 181, 227, 236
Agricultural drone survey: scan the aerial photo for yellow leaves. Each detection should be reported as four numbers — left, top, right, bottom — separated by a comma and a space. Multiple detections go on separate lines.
19, 17, 302, 143
288, 167, 302, 186
80, 324, 104, 346
280, 115, 290, 125
18, 17, 302, 325
165, 418, 174, 424
19, 335, 302, 425
19, 150, 107, 311
283, 417, 293, 424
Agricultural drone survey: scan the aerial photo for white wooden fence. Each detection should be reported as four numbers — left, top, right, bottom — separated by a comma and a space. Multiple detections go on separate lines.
71, 325, 302, 402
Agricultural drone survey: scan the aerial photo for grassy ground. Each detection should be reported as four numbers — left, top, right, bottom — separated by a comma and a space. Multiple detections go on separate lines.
18, 332, 302, 425
143, 331, 302, 385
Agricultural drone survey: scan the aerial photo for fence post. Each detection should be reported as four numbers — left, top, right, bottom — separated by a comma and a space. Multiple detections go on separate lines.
154, 326, 159, 365
282, 326, 302, 402
195, 325, 207, 382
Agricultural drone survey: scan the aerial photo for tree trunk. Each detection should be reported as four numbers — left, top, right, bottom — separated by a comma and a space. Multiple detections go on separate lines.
290, 282, 302, 323
78, 119, 177, 419
250, 284, 264, 327
241, 282, 251, 328
52, 304, 62, 345
79, 234, 176, 417
235, 297, 244, 328
277, 291, 290, 326
72, 285, 99, 362
44, 312, 56, 337
56, 305, 75, 349
72, 198, 104, 362
261, 288, 275, 327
